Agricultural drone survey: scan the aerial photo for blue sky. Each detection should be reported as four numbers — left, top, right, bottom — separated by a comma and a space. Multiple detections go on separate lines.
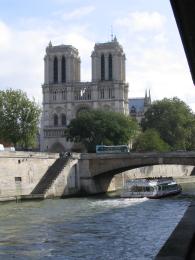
0, 0, 195, 111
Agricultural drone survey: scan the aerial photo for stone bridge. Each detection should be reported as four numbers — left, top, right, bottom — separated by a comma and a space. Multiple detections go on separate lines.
78, 152, 195, 194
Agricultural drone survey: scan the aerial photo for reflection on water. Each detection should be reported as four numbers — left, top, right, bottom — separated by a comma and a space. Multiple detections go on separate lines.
0, 197, 190, 260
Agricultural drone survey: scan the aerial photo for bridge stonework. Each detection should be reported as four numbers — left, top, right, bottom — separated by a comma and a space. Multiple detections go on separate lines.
0, 151, 195, 200
78, 152, 195, 194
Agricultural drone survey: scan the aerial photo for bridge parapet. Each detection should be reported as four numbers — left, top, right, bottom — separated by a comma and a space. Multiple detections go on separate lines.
80, 151, 195, 160
79, 152, 195, 178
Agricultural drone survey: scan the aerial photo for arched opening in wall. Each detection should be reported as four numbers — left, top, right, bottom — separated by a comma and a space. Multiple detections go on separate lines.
50, 142, 65, 153
101, 54, 105, 81
61, 114, 66, 126
108, 54, 112, 80
54, 114, 58, 126
61, 56, 66, 83
53, 56, 58, 83
76, 106, 90, 117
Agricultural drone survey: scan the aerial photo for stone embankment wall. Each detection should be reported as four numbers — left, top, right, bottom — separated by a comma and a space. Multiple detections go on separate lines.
125, 165, 194, 178
0, 152, 79, 201
46, 157, 80, 198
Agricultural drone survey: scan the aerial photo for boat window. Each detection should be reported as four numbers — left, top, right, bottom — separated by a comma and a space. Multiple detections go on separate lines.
131, 186, 143, 192
131, 186, 154, 192
162, 185, 167, 190
146, 187, 151, 192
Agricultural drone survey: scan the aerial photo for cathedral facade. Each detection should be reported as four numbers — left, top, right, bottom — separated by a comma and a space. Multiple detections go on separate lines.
40, 38, 129, 152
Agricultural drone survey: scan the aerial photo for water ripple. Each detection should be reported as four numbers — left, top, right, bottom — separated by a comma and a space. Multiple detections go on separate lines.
0, 198, 190, 259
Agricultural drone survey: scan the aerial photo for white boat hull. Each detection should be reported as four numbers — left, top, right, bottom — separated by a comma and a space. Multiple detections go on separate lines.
120, 178, 182, 199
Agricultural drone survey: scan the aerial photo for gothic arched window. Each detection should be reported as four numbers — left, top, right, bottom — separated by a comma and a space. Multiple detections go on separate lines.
61, 56, 66, 83
108, 54, 112, 80
53, 57, 58, 83
101, 54, 105, 81
61, 114, 66, 126
54, 114, 58, 126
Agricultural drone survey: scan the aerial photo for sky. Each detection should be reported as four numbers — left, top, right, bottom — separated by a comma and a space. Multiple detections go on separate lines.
0, 0, 195, 111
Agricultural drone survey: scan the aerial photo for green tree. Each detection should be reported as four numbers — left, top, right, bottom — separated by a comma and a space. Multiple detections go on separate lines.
0, 89, 41, 148
132, 129, 170, 152
65, 109, 139, 152
141, 97, 195, 150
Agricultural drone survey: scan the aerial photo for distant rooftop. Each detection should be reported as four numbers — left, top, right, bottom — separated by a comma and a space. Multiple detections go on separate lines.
94, 37, 123, 52
46, 41, 79, 55
128, 98, 145, 112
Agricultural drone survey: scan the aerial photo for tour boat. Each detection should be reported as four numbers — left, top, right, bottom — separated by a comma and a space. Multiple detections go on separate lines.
120, 177, 182, 199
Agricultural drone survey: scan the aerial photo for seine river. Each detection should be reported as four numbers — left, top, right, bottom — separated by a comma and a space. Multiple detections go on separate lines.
0, 197, 190, 260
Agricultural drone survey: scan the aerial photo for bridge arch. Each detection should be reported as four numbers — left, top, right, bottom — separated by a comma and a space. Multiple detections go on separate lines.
79, 152, 195, 194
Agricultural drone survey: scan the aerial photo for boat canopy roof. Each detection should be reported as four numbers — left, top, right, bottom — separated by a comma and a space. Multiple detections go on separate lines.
125, 177, 176, 187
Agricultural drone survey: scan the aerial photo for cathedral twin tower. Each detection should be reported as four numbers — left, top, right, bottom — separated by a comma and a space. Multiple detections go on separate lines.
41, 37, 129, 152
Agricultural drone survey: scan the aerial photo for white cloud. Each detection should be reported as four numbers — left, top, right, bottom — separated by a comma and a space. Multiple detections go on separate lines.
114, 10, 195, 111
61, 5, 95, 21
126, 46, 194, 110
153, 33, 167, 45
0, 21, 12, 49
115, 11, 166, 32
0, 19, 94, 103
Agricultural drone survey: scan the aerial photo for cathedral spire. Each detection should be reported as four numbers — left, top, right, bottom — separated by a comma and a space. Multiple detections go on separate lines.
144, 89, 148, 106
111, 26, 114, 41
145, 89, 147, 99
113, 35, 117, 42
48, 41, 52, 47
148, 89, 151, 103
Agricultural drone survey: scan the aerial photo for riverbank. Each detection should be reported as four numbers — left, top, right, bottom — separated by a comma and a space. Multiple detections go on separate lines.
156, 201, 195, 259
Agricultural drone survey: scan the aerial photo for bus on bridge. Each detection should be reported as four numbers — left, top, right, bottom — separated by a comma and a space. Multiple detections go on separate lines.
96, 145, 130, 154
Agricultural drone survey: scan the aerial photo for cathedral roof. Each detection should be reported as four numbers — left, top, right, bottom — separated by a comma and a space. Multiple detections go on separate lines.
128, 98, 145, 112
46, 43, 79, 56
94, 39, 123, 53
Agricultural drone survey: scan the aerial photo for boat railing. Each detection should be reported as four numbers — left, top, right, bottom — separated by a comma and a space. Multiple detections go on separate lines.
124, 190, 155, 196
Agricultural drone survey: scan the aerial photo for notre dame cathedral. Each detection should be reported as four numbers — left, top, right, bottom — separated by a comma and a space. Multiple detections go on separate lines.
40, 37, 129, 152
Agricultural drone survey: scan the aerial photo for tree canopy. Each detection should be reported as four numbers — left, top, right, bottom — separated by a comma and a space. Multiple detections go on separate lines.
141, 97, 195, 150
0, 89, 41, 148
65, 109, 139, 152
132, 129, 170, 152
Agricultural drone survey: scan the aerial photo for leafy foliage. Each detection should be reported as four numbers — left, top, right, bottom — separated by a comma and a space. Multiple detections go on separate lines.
132, 129, 170, 152
141, 97, 195, 150
65, 109, 139, 152
0, 89, 41, 148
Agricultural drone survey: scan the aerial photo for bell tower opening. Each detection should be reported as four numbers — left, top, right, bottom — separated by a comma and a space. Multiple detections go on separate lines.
108, 54, 112, 81
61, 56, 66, 83
53, 56, 58, 83
101, 54, 105, 81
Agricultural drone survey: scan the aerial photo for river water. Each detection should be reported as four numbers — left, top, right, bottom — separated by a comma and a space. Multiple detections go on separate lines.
0, 197, 189, 260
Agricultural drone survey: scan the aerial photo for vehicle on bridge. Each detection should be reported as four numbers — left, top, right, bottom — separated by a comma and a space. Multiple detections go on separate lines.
120, 177, 182, 199
96, 145, 129, 154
